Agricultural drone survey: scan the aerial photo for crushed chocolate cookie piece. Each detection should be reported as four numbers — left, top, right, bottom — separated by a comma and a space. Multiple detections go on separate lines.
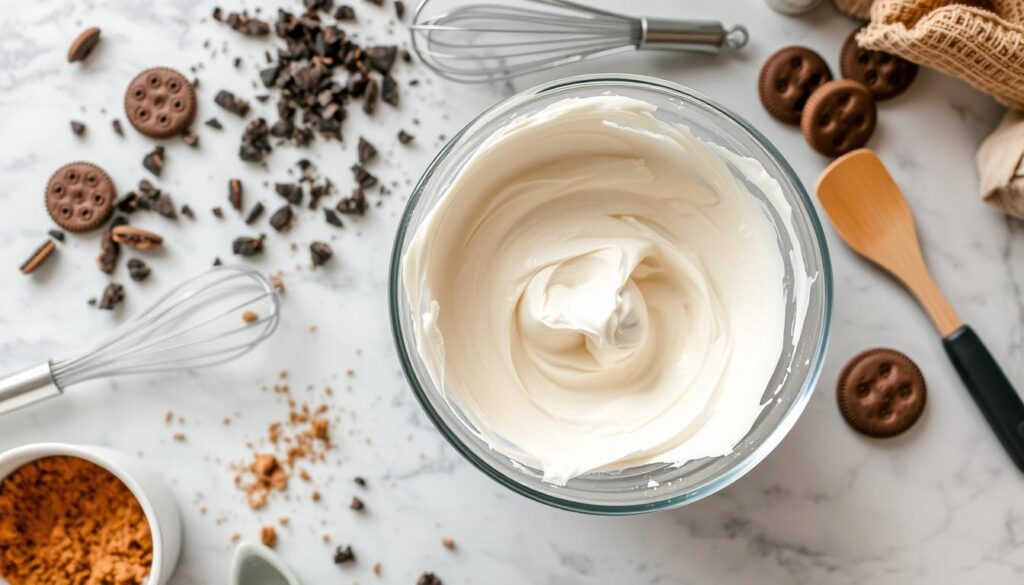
143, 146, 165, 177
395, 0, 405, 19
213, 257, 223, 266
48, 229, 65, 242
357, 137, 377, 163
20, 240, 56, 275
229, 179, 243, 210
98, 283, 125, 310
354, 476, 366, 487
351, 165, 377, 189
239, 118, 272, 162
337, 189, 367, 215
214, 90, 250, 117
310, 242, 332, 267
70, 120, 86, 135
381, 75, 399, 106
363, 78, 379, 115
127, 258, 151, 282
112, 225, 163, 249
205, 117, 223, 130
242, 310, 258, 323
335, 4, 355, 19
182, 130, 199, 147
333, 545, 356, 565
112, 119, 124, 136
181, 204, 195, 219
269, 205, 294, 232
212, 207, 225, 219
366, 46, 397, 74
349, 496, 364, 511
324, 208, 343, 227
260, 526, 277, 548
233, 235, 265, 256
275, 183, 303, 205
418, 572, 442, 585
154, 193, 177, 220
97, 217, 127, 274
398, 130, 414, 144
245, 202, 265, 225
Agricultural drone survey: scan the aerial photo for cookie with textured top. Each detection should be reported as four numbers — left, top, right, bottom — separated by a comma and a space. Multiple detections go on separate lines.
800, 79, 877, 157
45, 162, 116, 233
758, 46, 832, 124
837, 348, 926, 437
840, 28, 917, 101
125, 67, 197, 138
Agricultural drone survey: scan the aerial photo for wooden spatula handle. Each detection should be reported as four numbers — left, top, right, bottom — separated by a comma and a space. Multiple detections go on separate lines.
943, 325, 1024, 471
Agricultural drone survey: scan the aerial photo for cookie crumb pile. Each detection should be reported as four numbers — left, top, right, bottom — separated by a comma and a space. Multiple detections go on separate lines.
0, 456, 153, 585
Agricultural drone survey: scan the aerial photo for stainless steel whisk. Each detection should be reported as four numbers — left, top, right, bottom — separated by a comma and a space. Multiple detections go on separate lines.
410, 0, 749, 83
0, 265, 280, 415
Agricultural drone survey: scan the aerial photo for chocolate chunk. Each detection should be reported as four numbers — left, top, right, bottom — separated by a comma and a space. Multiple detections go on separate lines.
335, 5, 355, 19
143, 146, 165, 177
154, 192, 177, 219
840, 27, 918, 101
366, 46, 397, 73
800, 79, 877, 157
215, 90, 251, 117
97, 217, 126, 274
213, 257, 223, 266
213, 207, 225, 219
217, 10, 271, 36
275, 183, 303, 205
125, 67, 197, 138
353, 476, 366, 487
111, 225, 163, 249
381, 75, 399, 107
758, 46, 832, 125
837, 348, 926, 437
324, 208, 343, 227
336, 188, 367, 215
68, 27, 102, 63
310, 241, 333, 266
182, 130, 199, 147
112, 119, 124, 136
233, 235, 265, 256
48, 229, 65, 242
98, 283, 125, 310
363, 78, 378, 115
365, 0, 383, 5
127, 258, 151, 282
20, 240, 56, 275
70, 120, 86, 136
349, 496, 364, 510
239, 118, 272, 162
398, 130, 413, 144
46, 162, 117, 233
417, 573, 442, 585
205, 117, 223, 130
269, 205, 294, 232
181, 204, 195, 219
333, 545, 356, 564
395, 1, 405, 19
351, 164, 377, 189
357, 137, 377, 163
229, 179, 243, 210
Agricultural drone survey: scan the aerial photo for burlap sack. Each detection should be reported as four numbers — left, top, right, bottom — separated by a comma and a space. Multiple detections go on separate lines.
833, 0, 1024, 110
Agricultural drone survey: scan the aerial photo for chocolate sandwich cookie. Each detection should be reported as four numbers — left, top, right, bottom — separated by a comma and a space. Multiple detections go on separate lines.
837, 348, 926, 437
45, 162, 117, 233
125, 67, 197, 138
68, 27, 101, 63
840, 28, 918, 100
800, 79, 877, 157
758, 46, 833, 124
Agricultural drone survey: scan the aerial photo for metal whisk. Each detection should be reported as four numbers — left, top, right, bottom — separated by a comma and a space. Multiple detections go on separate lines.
410, 0, 749, 83
0, 265, 280, 416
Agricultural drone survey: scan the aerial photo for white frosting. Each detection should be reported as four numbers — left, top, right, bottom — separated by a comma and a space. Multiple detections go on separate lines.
403, 95, 806, 485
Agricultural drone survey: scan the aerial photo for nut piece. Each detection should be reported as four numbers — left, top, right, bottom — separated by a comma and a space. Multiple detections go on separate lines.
111, 225, 163, 249
68, 27, 102, 63
20, 241, 56, 275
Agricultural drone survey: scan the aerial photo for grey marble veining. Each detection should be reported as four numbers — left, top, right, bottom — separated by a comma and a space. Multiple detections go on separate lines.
1, 1, 1023, 584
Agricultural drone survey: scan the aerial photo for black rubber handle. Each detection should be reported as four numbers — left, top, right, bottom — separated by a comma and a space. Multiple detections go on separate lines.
943, 325, 1024, 471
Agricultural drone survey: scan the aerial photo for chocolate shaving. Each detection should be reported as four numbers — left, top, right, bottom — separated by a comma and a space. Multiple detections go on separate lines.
229, 179, 243, 210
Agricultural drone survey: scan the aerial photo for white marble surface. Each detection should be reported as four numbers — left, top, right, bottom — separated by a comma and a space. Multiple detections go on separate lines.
1, 0, 1022, 583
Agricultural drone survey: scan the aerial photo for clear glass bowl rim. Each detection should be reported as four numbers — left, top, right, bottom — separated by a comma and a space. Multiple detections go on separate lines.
388, 73, 834, 515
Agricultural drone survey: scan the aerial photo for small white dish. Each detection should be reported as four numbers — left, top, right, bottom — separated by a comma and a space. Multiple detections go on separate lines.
0, 442, 182, 585
231, 541, 301, 585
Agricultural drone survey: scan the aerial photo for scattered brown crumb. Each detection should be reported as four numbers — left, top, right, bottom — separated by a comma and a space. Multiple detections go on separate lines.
242, 310, 259, 323
260, 525, 277, 548
278, 516, 289, 526
350, 496, 364, 511
311, 491, 321, 502
418, 572, 442, 585
373, 562, 381, 576
442, 537, 455, 550
270, 272, 285, 292
172, 433, 187, 442
165, 411, 173, 424
333, 545, 355, 565
231, 532, 241, 542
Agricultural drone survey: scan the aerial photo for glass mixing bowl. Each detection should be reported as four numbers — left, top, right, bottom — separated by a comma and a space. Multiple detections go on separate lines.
389, 74, 833, 514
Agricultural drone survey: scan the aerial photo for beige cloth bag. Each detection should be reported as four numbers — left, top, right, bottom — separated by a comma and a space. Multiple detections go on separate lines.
977, 110, 1024, 219
832, 0, 1024, 110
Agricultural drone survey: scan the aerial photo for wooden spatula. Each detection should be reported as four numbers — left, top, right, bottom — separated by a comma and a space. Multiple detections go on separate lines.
817, 148, 1024, 470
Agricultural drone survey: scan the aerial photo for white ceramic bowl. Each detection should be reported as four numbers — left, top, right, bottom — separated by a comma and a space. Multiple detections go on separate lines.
0, 443, 182, 585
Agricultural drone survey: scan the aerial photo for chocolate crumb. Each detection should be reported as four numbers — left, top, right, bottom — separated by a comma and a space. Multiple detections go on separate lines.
48, 229, 65, 242
154, 193, 177, 219
395, 1, 405, 19
233, 235, 266, 257
70, 120, 86, 136
205, 117, 223, 130
245, 202, 265, 225
333, 545, 356, 565
335, 5, 356, 19
212, 207, 225, 219
112, 119, 124, 136
351, 165, 377, 189
366, 46, 397, 74
98, 283, 125, 310
324, 208, 343, 228
181, 204, 195, 219
398, 130, 414, 144
127, 258, 151, 282
357, 137, 377, 163
417, 572, 442, 585
213, 257, 223, 266
269, 205, 294, 232
143, 146, 165, 177
354, 476, 367, 487
349, 496, 364, 511
239, 118, 272, 162
310, 241, 332, 267
381, 75, 399, 106
336, 188, 367, 215
363, 78, 379, 115
275, 183, 303, 205
214, 90, 251, 117
182, 130, 199, 148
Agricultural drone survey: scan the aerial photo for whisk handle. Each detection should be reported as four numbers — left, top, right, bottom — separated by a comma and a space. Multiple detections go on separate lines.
640, 19, 749, 53
0, 363, 61, 416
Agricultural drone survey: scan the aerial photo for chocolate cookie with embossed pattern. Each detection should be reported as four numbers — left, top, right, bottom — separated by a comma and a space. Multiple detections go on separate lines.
801, 79, 877, 157
840, 28, 918, 101
125, 67, 197, 138
45, 162, 117, 233
837, 348, 927, 438
758, 46, 833, 124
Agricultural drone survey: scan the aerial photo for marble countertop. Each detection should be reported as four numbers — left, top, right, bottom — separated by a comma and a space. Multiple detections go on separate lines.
1, 0, 1022, 583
